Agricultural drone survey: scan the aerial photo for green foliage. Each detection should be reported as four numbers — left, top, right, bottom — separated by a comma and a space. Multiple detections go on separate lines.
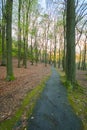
43, 14, 49, 19
64, 80, 73, 90
30, 28, 37, 37
0, 76, 50, 130
28, 45, 39, 63
6, 75, 15, 81
48, 33, 53, 39
12, 48, 18, 57
30, 0, 38, 12
12, 40, 18, 57
12, 40, 18, 48
12, 40, 25, 58
57, 20, 63, 26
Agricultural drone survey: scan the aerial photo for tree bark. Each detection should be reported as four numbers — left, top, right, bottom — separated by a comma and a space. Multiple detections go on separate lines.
6, 0, 14, 81
66, 0, 76, 85
63, 8, 66, 71
81, 40, 86, 70
78, 44, 81, 70
54, 35, 56, 68
18, 0, 21, 68
1, 0, 6, 66
31, 36, 34, 65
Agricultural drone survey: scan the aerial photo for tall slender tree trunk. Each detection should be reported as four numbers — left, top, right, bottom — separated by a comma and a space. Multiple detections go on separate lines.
45, 39, 47, 67
6, 0, 14, 81
22, 4, 26, 67
58, 48, 61, 68
54, 35, 56, 67
31, 36, 34, 65
44, 29, 47, 67
49, 41, 52, 64
18, 0, 21, 68
1, 23, 6, 66
78, 44, 81, 70
58, 34, 62, 69
66, 0, 76, 85
81, 41, 86, 70
39, 49, 42, 62
23, 1, 30, 68
24, 10, 28, 68
35, 34, 38, 65
1, 0, 6, 66
63, 8, 66, 71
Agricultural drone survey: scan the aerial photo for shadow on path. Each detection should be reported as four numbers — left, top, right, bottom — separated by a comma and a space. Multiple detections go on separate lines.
27, 67, 83, 130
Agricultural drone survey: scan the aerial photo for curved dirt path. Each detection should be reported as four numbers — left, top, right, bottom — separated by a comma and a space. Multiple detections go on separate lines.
27, 68, 83, 130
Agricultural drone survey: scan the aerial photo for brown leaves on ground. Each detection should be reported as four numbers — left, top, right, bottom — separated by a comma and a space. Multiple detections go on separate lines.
0, 59, 51, 121
76, 70, 87, 89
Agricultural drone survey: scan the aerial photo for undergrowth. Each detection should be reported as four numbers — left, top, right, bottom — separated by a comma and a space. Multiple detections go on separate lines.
58, 69, 87, 130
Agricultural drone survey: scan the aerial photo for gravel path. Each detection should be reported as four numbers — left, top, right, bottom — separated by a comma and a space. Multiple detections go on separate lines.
27, 67, 83, 130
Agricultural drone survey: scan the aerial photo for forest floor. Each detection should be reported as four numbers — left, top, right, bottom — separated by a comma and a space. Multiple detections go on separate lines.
0, 59, 51, 122
76, 70, 87, 91
0, 59, 87, 129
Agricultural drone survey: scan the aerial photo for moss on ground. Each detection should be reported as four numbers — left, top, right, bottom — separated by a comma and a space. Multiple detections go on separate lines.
6, 75, 15, 81
0, 76, 50, 130
58, 69, 87, 130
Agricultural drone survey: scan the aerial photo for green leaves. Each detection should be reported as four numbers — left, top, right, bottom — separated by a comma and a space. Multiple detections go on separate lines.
30, 28, 37, 36
48, 33, 53, 39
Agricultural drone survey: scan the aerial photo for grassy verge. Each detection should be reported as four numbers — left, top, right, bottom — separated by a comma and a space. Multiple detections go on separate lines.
0, 75, 50, 130
58, 69, 87, 130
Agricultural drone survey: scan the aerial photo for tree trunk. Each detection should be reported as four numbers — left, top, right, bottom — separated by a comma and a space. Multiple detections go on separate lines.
78, 44, 81, 70
1, 0, 6, 66
39, 49, 42, 62
54, 35, 56, 67
63, 9, 66, 71
31, 36, 34, 65
45, 31, 47, 67
1, 23, 6, 66
6, 0, 14, 81
49, 41, 52, 64
18, 0, 21, 68
35, 34, 38, 65
58, 48, 61, 68
66, 0, 76, 85
23, 1, 30, 68
45, 41, 47, 67
81, 41, 86, 70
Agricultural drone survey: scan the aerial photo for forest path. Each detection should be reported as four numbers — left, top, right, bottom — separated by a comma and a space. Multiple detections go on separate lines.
27, 67, 83, 130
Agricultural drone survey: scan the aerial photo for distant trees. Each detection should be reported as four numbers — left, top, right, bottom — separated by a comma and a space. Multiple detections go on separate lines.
75, 0, 87, 71
0, 0, 86, 82
76, 27, 87, 70
17, 0, 38, 67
